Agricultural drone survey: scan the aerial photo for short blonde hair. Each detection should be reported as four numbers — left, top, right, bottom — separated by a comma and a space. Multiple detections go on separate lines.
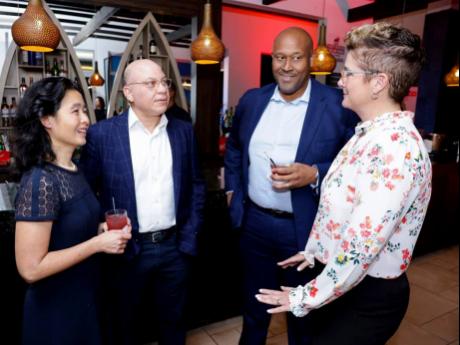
344, 22, 425, 103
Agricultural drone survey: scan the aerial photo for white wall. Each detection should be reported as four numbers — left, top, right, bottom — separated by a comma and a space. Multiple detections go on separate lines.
69, 36, 127, 100
1, 29, 12, 70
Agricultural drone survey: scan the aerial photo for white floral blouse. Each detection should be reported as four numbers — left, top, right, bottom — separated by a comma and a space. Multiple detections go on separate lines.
289, 111, 432, 317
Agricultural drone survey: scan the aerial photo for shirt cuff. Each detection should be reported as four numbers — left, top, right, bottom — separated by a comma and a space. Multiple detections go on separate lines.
299, 251, 315, 268
309, 165, 319, 191
289, 285, 310, 317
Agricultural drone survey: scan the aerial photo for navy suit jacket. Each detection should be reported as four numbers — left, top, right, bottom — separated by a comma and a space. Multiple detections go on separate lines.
79, 111, 206, 257
224, 80, 358, 250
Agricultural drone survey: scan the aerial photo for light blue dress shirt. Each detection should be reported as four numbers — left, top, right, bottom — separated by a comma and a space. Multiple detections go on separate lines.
248, 82, 311, 212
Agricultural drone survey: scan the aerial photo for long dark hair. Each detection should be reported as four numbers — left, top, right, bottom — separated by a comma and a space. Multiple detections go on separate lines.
11, 77, 83, 172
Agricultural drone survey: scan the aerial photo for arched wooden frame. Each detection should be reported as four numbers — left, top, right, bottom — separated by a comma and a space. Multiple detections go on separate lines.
107, 12, 187, 118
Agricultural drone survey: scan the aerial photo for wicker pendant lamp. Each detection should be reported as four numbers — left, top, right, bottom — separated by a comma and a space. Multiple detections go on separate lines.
310, 21, 336, 75
89, 61, 105, 87
191, 0, 225, 65
12, 0, 60, 52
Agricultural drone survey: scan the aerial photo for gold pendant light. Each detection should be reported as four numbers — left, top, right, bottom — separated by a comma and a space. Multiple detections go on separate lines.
89, 61, 105, 87
444, 63, 459, 87
310, 22, 336, 75
12, 0, 60, 52
191, 0, 225, 65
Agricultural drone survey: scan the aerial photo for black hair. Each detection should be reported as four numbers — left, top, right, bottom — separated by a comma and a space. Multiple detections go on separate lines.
11, 77, 83, 172
169, 80, 177, 93
95, 96, 105, 109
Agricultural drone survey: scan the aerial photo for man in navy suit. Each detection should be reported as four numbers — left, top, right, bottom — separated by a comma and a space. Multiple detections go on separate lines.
224, 27, 358, 345
79, 59, 206, 345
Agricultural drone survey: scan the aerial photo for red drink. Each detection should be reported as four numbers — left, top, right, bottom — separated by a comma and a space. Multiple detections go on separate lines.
105, 209, 128, 230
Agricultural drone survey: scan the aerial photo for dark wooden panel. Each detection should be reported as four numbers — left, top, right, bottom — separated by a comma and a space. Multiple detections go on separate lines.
347, 0, 432, 22
194, 0, 223, 159
51, 0, 201, 18
262, 0, 283, 5
414, 9, 459, 135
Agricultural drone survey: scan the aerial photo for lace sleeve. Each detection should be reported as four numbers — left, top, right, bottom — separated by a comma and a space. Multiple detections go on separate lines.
15, 168, 60, 221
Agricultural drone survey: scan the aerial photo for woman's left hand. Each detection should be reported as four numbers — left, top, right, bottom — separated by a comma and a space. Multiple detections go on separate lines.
98, 222, 108, 234
255, 286, 293, 314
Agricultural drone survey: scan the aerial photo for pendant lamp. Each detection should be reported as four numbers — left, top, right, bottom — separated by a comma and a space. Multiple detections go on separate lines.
444, 63, 459, 87
191, 0, 225, 65
12, 0, 60, 52
89, 62, 105, 87
310, 22, 336, 75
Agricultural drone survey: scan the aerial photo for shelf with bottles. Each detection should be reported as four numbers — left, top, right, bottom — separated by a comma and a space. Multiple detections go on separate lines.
1, 95, 18, 131
17, 49, 45, 68
107, 12, 187, 116
44, 48, 69, 78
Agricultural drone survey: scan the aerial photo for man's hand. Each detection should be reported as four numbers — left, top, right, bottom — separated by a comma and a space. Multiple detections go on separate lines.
226, 191, 233, 207
271, 163, 318, 190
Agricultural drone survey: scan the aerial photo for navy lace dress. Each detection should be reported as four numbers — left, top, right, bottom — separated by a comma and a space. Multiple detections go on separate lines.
15, 163, 102, 345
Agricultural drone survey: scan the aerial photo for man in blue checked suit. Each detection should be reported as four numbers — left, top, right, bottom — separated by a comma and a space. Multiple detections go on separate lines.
79, 59, 206, 345
224, 27, 358, 345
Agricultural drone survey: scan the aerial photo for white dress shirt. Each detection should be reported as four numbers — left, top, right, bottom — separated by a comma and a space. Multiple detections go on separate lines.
128, 109, 176, 232
289, 111, 432, 317
248, 83, 311, 212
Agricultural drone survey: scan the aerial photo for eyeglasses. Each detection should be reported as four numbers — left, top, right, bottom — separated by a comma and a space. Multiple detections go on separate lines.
127, 78, 172, 90
340, 68, 379, 79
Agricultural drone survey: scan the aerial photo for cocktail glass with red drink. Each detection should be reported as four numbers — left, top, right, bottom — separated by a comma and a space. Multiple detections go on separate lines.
105, 209, 128, 230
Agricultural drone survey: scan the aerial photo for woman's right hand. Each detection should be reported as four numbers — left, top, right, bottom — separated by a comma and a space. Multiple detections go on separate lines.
277, 252, 314, 271
95, 226, 132, 254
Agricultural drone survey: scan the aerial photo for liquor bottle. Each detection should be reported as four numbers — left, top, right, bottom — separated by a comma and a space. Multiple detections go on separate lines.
29, 76, 34, 87
19, 77, 28, 99
9, 97, 17, 126
35, 52, 43, 66
137, 45, 143, 60
21, 49, 29, 65
28, 51, 36, 65
1, 97, 9, 127
0, 133, 10, 166
51, 58, 60, 76
73, 77, 79, 86
59, 60, 67, 77
129, 54, 134, 63
149, 39, 157, 55
45, 60, 52, 77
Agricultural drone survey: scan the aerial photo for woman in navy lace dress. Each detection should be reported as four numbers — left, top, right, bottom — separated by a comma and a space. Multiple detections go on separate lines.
12, 77, 132, 345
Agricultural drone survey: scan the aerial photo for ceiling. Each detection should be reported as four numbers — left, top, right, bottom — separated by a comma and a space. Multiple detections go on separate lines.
1, 0, 454, 48
0, 0, 197, 47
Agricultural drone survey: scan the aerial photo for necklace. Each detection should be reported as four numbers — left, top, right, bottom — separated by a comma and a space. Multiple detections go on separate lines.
54, 161, 77, 171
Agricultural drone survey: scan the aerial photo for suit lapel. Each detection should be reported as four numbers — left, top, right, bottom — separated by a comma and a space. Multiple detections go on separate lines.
114, 114, 138, 222
244, 85, 275, 154
166, 119, 181, 213
295, 80, 326, 162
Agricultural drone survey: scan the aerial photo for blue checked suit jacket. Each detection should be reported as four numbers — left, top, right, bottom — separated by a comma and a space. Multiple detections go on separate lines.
79, 111, 206, 257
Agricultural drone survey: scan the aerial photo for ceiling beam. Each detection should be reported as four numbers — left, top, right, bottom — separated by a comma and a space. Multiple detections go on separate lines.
72, 6, 119, 46
262, 0, 283, 4
347, 0, 431, 22
165, 24, 191, 42
50, 0, 201, 18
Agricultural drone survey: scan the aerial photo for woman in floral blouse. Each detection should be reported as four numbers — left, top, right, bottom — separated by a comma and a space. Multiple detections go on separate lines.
256, 22, 432, 345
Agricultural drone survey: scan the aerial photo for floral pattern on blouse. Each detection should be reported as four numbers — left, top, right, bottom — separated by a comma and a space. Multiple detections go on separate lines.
289, 111, 432, 317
